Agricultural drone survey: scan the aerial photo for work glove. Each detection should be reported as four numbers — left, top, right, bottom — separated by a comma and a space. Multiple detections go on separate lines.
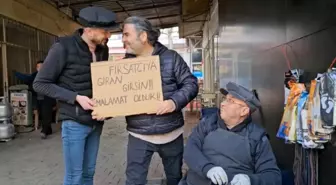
230, 174, 251, 185
206, 166, 228, 185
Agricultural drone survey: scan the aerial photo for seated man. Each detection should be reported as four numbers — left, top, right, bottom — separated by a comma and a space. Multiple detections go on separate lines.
182, 82, 282, 185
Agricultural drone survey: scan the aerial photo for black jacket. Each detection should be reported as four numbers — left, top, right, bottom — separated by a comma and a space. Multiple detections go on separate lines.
33, 29, 108, 126
125, 42, 199, 135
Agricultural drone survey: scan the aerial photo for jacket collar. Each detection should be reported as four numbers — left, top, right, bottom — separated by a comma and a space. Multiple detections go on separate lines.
152, 41, 168, 55
216, 111, 251, 132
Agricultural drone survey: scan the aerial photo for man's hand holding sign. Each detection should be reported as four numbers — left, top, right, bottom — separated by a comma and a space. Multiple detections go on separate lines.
91, 55, 168, 118
156, 99, 176, 115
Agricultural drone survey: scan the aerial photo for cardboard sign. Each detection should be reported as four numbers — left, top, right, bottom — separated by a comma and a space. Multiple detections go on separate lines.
91, 56, 163, 117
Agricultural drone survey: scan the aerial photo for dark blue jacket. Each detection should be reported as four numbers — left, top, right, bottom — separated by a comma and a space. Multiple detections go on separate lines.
15, 71, 37, 85
124, 42, 199, 135
184, 112, 282, 185
15, 71, 38, 95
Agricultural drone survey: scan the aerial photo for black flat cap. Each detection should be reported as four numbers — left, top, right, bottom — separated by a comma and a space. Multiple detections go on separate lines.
220, 82, 261, 112
77, 6, 119, 30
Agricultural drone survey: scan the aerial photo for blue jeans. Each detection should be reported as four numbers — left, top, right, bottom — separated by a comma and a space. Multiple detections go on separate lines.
62, 120, 103, 185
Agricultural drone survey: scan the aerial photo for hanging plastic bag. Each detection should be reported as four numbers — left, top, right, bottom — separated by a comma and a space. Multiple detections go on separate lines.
322, 57, 336, 128
301, 105, 324, 149
302, 81, 325, 149
306, 80, 331, 144
284, 69, 304, 105
277, 83, 305, 141
296, 91, 308, 144
319, 70, 336, 128
313, 80, 334, 137
288, 104, 298, 143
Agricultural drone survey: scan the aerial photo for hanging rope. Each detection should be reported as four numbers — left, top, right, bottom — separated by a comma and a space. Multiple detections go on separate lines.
328, 57, 336, 69
281, 45, 292, 70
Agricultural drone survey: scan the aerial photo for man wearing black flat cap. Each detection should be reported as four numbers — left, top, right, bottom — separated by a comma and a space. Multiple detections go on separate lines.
180, 82, 282, 185
33, 6, 118, 185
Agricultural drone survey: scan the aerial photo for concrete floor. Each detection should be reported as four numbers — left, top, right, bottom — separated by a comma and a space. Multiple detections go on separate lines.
0, 113, 200, 185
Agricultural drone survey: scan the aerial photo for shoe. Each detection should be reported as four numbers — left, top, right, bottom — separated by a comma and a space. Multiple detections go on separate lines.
46, 129, 52, 136
40, 133, 47, 139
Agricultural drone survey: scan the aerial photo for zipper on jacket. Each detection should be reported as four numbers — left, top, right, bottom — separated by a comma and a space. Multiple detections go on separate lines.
76, 106, 79, 116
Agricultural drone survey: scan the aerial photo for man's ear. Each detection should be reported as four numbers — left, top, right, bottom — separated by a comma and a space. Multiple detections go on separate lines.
84, 28, 93, 36
241, 107, 250, 116
139, 31, 147, 43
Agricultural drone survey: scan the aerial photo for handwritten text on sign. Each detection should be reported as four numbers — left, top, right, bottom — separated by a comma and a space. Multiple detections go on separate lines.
91, 56, 163, 117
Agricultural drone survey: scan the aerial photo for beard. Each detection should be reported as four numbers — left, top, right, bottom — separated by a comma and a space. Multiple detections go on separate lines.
124, 41, 144, 55
125, 47, 135, 54
123, 42, 135, 54
92, 37, 106, 46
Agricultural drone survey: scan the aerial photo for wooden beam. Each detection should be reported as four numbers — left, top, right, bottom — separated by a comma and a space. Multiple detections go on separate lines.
0, 0, 81, 36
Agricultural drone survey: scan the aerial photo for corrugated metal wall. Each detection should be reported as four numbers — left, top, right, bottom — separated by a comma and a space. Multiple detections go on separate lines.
217, 1, 336, 183
0, 45, 2, 96
201, 0, 219, 107
0, 15, 56, 96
